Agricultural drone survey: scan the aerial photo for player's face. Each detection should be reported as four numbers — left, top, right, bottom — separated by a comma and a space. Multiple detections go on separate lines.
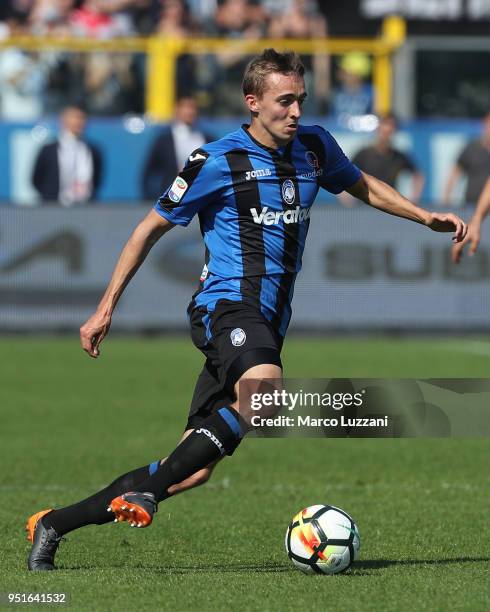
247, 72, 307, 147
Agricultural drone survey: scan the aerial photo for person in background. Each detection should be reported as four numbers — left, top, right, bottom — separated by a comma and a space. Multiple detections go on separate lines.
452, 177, 490, 264
31, 105, 103, 205
330, 52, 373, 124
142, 96, 211, 200
156, 0, 199, 37
0, 47, 46, 121
351, 114, 425, 203
0, 0, 32, 30
70, 0, 134, 37
29, 0, 74, 36
154, 0, 200, 95
443, 112, 490, 207
266, 0, 329, 114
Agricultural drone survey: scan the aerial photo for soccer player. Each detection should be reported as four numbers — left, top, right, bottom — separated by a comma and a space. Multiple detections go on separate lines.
452, 177, 490, 263
26, 49, 467, 571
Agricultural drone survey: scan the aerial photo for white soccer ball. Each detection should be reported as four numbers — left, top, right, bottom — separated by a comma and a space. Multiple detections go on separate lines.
285, 504, 360, 574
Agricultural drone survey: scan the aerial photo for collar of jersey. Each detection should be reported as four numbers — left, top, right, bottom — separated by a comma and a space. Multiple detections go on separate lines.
241, 124, 290, 159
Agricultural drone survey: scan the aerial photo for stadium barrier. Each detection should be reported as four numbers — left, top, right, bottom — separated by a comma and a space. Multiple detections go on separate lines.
0, 118, 481, 205
1, 206, 488, 332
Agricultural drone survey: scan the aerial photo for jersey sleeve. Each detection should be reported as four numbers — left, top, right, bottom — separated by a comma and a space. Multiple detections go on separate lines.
317, 128, 362, 194
154, 148, 222, 227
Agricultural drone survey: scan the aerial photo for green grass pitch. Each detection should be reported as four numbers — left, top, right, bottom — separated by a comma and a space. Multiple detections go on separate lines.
1, 337, 489, 611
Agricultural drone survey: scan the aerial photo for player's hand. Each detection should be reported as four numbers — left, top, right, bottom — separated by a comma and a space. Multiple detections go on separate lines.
425, 212, 467, 242
451, 220, 481, 264
80, 311, 112, 358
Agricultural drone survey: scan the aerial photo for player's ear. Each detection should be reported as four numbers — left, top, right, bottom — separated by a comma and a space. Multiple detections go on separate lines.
244, 94, 260, 113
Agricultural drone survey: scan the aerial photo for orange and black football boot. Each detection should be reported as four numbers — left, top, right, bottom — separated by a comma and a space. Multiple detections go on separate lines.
26, 509, 63, 571
108, 492, 157, 528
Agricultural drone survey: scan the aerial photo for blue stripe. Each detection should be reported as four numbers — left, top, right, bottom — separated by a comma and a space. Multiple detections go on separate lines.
149, 460, 160, 475
218, 407, 243, 438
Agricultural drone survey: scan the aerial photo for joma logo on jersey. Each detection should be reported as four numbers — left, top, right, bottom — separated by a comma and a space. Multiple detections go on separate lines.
250, 206, 311, 225
245, 168, 272, 180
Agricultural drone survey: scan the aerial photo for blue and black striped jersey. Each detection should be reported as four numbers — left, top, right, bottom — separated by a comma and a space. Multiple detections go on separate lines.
154, 124, 361, 336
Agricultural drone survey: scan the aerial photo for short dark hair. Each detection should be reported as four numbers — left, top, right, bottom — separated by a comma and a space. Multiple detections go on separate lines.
242, 48, 305, 98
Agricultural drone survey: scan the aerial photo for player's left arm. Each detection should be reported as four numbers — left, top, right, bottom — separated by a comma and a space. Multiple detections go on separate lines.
347, 171, 467, 242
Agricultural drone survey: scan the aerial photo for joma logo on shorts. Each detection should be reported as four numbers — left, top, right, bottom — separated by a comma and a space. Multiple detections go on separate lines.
250, 206, 311, 225
196, 428, 225, 454
245, 168, 272, 180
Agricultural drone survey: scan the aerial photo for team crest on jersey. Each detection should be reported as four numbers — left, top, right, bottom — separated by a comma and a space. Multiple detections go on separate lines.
168, 176, 188, 202
305, 150, 319, 168
230, 328, 246, 347
282, 179, 296, 205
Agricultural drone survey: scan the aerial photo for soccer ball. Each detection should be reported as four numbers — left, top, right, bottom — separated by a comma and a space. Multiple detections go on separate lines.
285, 504, 360, 574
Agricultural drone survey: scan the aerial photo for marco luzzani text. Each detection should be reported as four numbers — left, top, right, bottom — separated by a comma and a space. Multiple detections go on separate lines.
249, 389, 389, 429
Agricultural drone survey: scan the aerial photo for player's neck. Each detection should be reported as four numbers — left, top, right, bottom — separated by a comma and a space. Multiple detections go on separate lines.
247, 122, 290, 150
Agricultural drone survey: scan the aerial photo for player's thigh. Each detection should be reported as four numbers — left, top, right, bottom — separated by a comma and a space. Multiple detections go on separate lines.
210, 300, 283, 388
231, 363, 283, 426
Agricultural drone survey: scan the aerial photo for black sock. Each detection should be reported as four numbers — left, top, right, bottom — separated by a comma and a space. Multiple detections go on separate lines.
132, 407, 243, 503
43, 464, 153, 536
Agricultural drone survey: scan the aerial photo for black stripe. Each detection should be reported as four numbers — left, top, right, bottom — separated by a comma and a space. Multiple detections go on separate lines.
158, 148, 209, 212
270, 143, 301, 331
310, 561, 323, 573
225, 150, 266, 305
312, 518, 328, 543
325, 539, 350, 546
312, 505, 331, 519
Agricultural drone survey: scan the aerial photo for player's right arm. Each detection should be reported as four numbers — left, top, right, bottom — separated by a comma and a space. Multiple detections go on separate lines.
452, 177, 490, 263
80, 210, 173, 358
81, 147, 221, 358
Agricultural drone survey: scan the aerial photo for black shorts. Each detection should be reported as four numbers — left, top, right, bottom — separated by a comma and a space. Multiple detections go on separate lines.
185, 299, 283, 430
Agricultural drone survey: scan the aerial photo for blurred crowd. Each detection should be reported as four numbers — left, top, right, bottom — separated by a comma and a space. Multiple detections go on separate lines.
0, 1, 327, 40
0, 0, 343, 118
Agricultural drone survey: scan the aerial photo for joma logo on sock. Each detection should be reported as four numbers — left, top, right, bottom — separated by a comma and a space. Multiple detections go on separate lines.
196, 428, 225, 455
250, 206, 311, 225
